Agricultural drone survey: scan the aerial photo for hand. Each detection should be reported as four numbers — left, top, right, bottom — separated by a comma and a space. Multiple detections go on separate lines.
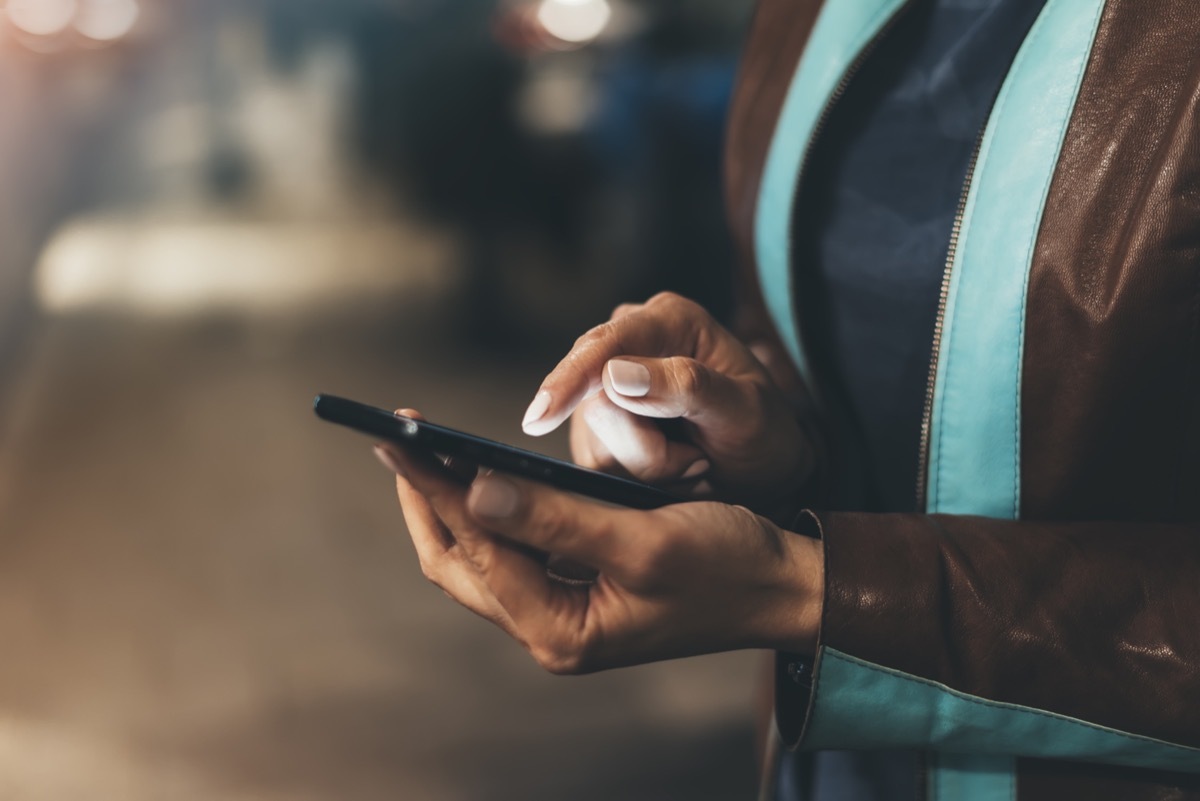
520, 292, 814, 514
375, 431, 823, 673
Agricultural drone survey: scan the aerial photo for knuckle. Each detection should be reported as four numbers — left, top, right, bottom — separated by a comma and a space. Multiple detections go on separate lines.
574, 322, 615, 349
624, 513, 681, 586
647, 290, 684, 309
610, 302, 637, 321
649, 291, 702, 320
469, 542, 502, 577
671, 357, 710, 409
530, 642, 586, 676
418, 559, 442, 586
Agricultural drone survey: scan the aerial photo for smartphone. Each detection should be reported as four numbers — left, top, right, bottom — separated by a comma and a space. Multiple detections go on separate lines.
313, 394, 682, 510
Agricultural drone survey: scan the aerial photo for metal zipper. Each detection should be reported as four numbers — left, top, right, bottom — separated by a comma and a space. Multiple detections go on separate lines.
914, 127, 985, 512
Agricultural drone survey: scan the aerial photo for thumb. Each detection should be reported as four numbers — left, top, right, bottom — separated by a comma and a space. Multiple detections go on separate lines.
466, 473, 634, 576
602, 356, 748, 425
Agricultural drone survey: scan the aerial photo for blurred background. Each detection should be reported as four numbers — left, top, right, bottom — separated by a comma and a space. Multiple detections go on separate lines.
0, 0, 760, 799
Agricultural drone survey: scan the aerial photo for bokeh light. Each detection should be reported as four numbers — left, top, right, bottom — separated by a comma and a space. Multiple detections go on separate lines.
8, 0, 77, 36
536, 0, 612, 45
74, 0, 139, 42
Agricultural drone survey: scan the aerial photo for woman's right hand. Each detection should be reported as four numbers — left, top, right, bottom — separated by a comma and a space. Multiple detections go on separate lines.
520, 292, 815, 513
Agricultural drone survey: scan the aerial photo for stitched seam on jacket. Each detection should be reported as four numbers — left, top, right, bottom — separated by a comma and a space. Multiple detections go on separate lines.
824, 649, 1200, 756
1169, 65, 1200, 515
1188, 248, 1200, 514
932, 0, 1102, 516
1013, 0, 1107, 520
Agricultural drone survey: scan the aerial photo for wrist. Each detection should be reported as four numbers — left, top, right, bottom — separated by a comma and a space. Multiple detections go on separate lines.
763, 520, 824, 654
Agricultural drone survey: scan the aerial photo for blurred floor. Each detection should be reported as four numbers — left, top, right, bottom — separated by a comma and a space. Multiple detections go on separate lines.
0, 286, 760, 799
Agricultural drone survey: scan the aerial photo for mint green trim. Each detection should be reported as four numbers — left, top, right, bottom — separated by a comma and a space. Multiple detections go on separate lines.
923, 0, 1107, 519
930, 754, 1014, 801
753, 0, 907, 387
804, 649, 1200, 773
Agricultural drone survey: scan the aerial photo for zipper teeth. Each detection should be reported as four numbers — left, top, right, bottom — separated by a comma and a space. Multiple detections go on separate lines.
915, 135, 984, 512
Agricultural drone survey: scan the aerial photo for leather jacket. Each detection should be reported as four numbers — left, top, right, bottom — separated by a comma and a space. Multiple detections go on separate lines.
724, 0, 1200, 798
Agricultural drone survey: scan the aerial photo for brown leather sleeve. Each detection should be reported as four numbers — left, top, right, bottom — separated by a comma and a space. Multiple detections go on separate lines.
776, 511, 1200, 751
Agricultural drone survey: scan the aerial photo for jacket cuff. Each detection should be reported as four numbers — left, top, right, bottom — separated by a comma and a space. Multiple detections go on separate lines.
775, 509, 987, 749
774, 510, 823, 748
772, 511, 1200, 770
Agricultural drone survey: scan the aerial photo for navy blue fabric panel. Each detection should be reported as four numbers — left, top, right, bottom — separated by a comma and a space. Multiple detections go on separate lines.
779, 0, 1046, 799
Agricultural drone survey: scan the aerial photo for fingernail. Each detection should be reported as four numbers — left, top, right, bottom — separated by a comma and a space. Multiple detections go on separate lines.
522, 390, 552, 431
374, 445, 406, 476
471, 476, 521, 520
682, 459, 710, 479
607, 359, 651, 397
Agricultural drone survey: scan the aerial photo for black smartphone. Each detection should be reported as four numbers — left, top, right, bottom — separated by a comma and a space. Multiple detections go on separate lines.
313, 394, 681, 510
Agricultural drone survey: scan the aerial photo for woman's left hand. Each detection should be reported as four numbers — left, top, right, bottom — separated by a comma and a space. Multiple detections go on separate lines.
375, 423, 823, 673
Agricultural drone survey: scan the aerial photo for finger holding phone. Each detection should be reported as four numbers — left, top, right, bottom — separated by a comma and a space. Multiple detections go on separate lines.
375, 436, 823, 673
369, 290, 824, 671
522, 292, 816, 517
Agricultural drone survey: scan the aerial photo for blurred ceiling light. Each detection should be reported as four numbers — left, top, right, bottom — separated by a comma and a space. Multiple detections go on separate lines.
8, 0, 77, 36
536, 0, 612, 45
74, 0, 139, 42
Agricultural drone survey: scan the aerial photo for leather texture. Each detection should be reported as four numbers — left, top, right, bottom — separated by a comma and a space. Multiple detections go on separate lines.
1014, 0, 1200, 791
724, 0, 1200, 797
817, 513, 1200, 751
1021, 0, 1200, 524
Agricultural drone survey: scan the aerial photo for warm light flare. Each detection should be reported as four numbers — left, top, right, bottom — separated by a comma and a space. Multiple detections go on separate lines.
74, 0, 139, 42
34, 219, 461, 315
536, 0, 612, 45
8, 0, 77, 36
